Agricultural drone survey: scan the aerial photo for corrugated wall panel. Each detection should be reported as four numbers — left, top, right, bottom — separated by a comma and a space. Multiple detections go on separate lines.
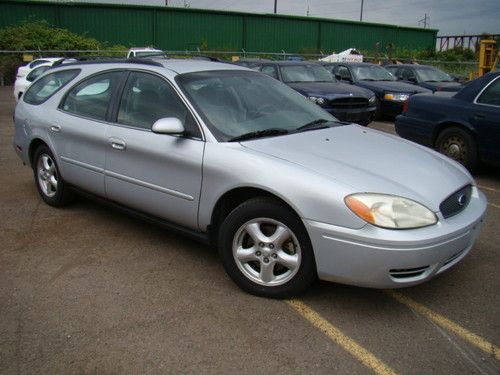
155, 10, 243, 51
0, 3, 56, 27
58, 6, 154, 47
245, 16, 319, 52
0, 1, 438, 53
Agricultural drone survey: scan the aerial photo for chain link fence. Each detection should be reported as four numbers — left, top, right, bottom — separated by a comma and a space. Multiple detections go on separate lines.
0, 49, 478, 85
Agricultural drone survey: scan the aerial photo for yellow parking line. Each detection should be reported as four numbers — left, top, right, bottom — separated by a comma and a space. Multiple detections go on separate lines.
286, 299, 397, 375
489, 203, 500, 209
386, 291, 499, 360
478, 185, 500, 194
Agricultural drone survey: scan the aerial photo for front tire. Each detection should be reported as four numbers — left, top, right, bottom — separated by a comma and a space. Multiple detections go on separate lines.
33, 145, 73, 206
218, 198, 316, 298
374, 98, 384, 121
435, 127, 478, 172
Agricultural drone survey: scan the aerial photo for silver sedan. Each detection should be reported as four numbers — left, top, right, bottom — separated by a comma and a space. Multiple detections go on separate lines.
13, 59, 487, 298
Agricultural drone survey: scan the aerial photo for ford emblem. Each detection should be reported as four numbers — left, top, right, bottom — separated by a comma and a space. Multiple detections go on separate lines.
457, 194, 467, 206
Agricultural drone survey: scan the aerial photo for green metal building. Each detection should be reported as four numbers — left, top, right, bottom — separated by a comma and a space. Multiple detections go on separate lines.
0, 0, 438, 53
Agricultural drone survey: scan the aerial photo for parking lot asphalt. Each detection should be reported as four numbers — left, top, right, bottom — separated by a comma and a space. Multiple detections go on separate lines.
0, 85, 498, 374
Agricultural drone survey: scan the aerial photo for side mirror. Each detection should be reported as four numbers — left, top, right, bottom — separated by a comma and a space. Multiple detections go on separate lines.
152, 117, 185, 135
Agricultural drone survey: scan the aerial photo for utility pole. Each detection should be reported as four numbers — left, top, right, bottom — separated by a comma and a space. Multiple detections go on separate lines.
418, 13, 429, 28
360, 0, 364, 21
274, 0, 277, 14
165, 0, 168, 6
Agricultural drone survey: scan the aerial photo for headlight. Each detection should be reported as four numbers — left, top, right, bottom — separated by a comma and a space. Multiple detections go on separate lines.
345, 193, 437, 229
368, 96, 376, 105
383, 92, 410, 102
307, 96, 326, 106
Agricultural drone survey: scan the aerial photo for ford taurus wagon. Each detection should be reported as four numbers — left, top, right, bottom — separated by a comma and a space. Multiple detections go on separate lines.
13, 59, 487, 298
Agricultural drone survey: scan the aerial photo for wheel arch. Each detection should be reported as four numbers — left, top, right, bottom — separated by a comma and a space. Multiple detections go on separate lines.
208, 186, 303, 247
28, 138, 56, 168
432, 121, 478, 147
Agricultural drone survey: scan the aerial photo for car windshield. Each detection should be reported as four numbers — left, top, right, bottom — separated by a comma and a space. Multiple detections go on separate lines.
352, 65, 396, 81
177, 70, 336, 141
280, 64, 335, 83
415, 67, 453, 82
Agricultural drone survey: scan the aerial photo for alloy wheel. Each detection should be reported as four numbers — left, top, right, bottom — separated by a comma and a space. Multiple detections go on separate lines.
232, 218, 301, 286
37, 154, 58, 198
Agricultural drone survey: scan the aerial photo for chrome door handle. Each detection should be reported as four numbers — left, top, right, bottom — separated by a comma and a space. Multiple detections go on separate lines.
50, 125, 61, 132
109, 139, 126, 151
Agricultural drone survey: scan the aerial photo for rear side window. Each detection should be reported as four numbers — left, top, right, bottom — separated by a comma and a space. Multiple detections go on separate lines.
61, 71, 123, 121
24, 69, 80, 105
477, 78, 500, 106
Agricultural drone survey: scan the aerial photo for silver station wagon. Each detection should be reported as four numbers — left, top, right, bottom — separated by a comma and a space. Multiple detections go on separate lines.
13, 59, 487, 298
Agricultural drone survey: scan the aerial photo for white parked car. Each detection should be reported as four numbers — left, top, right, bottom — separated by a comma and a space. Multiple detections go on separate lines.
127, 47, 166, 58
14, 63, 52, 101
14, 58, 76, 101
16, 57, 63, 79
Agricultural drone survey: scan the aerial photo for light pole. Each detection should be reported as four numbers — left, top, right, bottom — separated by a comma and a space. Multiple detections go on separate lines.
360, 0, 364, 21
274, 0, 277, 14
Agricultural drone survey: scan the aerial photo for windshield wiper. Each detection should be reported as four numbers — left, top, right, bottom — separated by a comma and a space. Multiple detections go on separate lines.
296, 119, 331, 132
360, 78, 376, 81
228, 128, 289, 142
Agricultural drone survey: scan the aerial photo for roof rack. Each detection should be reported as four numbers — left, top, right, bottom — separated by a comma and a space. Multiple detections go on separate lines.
52, 57, 164, 68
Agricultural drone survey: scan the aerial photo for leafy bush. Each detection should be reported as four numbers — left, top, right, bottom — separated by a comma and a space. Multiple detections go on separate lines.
0, 20, 127, 84
0, 19, 101, 51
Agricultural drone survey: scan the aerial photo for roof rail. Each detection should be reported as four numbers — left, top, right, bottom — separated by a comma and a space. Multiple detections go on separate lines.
52, 57, 164, 68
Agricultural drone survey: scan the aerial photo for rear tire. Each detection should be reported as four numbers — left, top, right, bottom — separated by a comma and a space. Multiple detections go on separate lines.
218, 197, 316, 298
435, 127, 478, 172
33, 145, 74, 206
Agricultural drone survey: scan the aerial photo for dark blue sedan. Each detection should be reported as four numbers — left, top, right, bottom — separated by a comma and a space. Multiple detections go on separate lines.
395, 72, 500, 171
240, 61, 377, 125
385, 64, 463, 93
321, 62, 430, 119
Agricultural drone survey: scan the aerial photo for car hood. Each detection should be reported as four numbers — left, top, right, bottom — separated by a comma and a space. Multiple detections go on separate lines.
241, 125, 472, 211
356, 80, 430, 95
287, 82, 373, 99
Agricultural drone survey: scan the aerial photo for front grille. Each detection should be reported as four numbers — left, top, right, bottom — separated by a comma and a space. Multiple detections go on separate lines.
440, 185, 472, 219
389, 266, 430, 279
330, 97, 369, 109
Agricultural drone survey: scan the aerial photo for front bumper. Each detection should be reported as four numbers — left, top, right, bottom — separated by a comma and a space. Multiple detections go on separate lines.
325, 105, 376, 125
304, 187, 487, 288
395, 114, 434, 147
380, 100, 404, 117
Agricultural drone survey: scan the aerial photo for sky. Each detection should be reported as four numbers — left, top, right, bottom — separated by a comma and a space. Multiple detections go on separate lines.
57, 0, 499, 36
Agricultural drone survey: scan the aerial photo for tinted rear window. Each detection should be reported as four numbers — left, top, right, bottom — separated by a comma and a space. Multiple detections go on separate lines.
24, 69, 80, 105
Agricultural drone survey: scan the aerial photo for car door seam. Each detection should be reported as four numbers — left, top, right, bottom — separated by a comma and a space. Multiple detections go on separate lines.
104, 170, 194, 201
